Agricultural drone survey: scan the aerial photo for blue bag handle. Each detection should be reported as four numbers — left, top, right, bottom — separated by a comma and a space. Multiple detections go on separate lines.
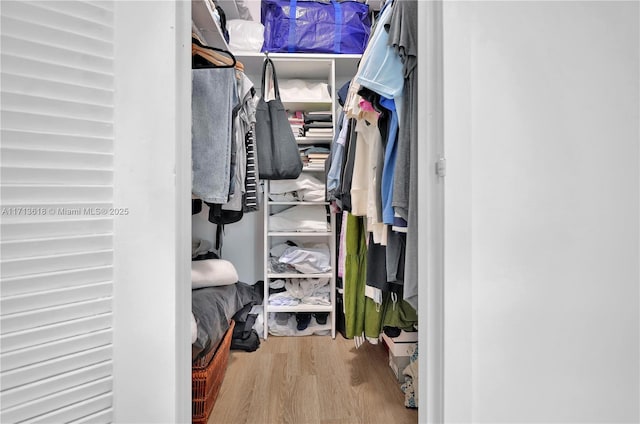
288, 0, 298, 53
288, 0, 343, 53
332, 0, 342, 54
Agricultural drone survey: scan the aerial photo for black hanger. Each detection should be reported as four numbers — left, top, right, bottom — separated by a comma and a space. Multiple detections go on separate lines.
192, 37, 237, 69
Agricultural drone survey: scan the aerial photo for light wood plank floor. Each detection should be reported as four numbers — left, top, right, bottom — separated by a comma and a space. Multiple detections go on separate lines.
209, 335, 418, 424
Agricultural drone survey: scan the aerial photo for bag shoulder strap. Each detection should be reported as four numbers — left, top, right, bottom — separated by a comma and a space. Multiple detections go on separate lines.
260, 57, 281, 100
216, 223, 224, 253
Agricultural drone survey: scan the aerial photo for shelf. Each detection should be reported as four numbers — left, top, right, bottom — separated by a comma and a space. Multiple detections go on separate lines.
233, 52, 362, 81
267, 231, 330, 237
234, 52, 363, 60
268, 201, 329, 206
282, 101, 333, 113
283, 99, 331, 104
302, 167, 327, 172
191, 0, 230, 50
266, 304, 333, 313
268, 273, 333, 279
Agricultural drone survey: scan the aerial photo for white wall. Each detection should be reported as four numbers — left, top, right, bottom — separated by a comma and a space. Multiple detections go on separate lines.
192, 205, 264, 284
113, 2, 191, 423
216, 0, 261, 21
444, 1, 640, 422
247, 0, 261, 21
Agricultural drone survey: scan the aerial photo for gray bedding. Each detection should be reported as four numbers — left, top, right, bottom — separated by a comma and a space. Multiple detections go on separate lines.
192, 282, 261, 361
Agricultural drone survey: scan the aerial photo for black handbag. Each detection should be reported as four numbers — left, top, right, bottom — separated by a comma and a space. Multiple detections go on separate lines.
255, 57, 303, 180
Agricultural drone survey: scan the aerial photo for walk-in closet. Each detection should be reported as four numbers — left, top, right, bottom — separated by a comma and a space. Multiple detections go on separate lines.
189, 1, 421, 423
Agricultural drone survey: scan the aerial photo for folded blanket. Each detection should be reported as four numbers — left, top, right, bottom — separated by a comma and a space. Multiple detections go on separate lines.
269, 205, 329, 232
192, 282, 262, 361
272, 79, 332, 103
269, 174, 326, 202
268, 291, 300, 306
279, 245, 331, 274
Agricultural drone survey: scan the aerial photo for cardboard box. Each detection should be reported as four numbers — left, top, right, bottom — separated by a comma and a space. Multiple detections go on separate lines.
388, 351, 412, 382
381, 332, 417, 383
388, 330, 418, 343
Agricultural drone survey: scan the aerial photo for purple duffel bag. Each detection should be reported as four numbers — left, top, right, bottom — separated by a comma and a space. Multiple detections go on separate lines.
261, 0, 371, 54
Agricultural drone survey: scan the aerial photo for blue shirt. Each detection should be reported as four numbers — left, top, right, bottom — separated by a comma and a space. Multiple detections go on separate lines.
379, 96, 399, 225
326, 112, 349, 198
354, 3, 404, 100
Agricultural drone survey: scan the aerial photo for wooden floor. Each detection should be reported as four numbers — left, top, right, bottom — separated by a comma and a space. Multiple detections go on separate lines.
209, 335, 418, 424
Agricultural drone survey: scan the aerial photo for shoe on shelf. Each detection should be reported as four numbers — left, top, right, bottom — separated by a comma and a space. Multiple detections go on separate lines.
275, 312, 291, 326
313, 312, 328, 325
296, 313, 312, 331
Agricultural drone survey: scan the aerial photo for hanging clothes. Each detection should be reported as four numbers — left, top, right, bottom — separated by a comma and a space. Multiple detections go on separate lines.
224, 72, 256, 212
386, 227, 406, 284
349, 119, 370, 217
379, 96, 399, 226
336, 119, 357, 212
388, 0, 419, 308
381, 288, 417, 332
353, 1, 404, 103
243, 125, 259, 212
326, 112, 350, 200
192, 67, 238, 204
343, 213, 384, 345
326, 0, 420, 347
358, 90, 387, 244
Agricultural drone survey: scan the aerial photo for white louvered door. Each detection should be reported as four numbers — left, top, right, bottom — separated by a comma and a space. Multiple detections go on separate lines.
1, 1, 115, 423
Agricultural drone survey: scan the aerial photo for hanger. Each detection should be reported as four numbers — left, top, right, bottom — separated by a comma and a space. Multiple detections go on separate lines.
192, 36, 235, 68
192, 37, 244, 72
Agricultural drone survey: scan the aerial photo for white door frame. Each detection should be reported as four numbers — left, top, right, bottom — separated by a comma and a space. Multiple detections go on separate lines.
112, 1, 192, 422
175, 1, 193, 422
418, 0, 445, 422
174, 1, 447, 422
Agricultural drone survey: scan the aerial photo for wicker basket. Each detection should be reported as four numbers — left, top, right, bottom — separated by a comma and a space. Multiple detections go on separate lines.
192, 320, 235, 424
193, 333, 221, 370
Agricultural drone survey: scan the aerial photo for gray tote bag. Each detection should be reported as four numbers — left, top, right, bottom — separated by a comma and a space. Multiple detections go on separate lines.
255, 57, 303, 180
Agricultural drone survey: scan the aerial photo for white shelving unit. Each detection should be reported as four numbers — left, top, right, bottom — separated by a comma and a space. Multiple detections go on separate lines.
263, 179, 337, 339
259, 56, 343, 339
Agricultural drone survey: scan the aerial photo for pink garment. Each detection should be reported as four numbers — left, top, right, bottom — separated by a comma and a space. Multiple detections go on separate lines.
359, 98, 380, 116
